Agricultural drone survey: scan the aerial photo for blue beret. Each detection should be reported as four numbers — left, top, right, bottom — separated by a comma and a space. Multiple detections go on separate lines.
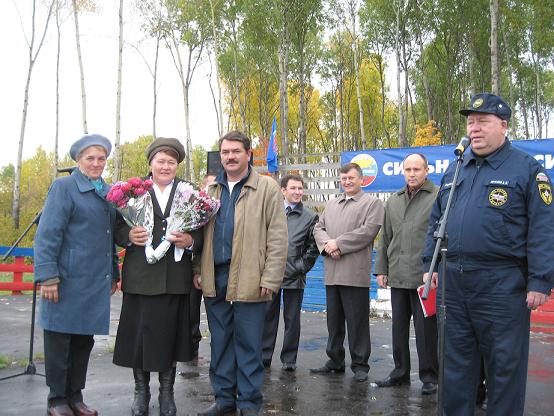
70, 134, 112, 161
459, 93, 511, 121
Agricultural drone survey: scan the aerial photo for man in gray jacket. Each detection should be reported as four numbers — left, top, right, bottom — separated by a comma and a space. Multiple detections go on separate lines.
374, 153, 439, 394
262, 174, 319, 371
311, 163, 384, 382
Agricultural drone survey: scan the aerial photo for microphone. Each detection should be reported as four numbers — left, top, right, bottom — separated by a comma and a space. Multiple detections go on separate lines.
454, 136, 471, 156
57, 166, 76, 174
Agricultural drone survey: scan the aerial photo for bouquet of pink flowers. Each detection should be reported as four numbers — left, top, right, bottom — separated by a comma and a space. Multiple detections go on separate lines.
145, 181, 220, 264
106, 177, 154, 228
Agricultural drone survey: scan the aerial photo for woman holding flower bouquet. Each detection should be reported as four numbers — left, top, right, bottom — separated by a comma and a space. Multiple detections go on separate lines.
34, 134, 119, 416
112, 137, 204, 416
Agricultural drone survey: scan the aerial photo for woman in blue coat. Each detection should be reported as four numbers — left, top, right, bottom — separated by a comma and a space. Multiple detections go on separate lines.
34, 134, 119, 416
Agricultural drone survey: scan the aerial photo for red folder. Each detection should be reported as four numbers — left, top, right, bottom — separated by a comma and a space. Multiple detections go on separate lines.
417, 285, 437, 318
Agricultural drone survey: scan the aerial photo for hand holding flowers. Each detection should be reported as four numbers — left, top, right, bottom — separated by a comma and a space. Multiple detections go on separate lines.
106, 177, 154, 228
144, 181, 220, 264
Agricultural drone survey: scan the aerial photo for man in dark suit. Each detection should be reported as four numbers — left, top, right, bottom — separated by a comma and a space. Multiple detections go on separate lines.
262, 174, 319, 371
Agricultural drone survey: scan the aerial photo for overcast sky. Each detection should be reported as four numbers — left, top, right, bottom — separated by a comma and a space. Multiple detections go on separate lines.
0, 1, 220, 169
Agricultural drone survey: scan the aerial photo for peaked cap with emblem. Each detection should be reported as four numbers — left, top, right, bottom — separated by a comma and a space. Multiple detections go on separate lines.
459, 93, 512, 121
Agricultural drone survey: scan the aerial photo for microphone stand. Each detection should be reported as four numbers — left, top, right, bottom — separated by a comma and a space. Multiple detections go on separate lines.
0, 168, 74, 381
421, 149, 466, 415
0, 212, 45, 381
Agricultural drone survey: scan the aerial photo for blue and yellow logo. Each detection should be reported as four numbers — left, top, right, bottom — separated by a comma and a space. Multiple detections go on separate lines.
351, 154, 378, 187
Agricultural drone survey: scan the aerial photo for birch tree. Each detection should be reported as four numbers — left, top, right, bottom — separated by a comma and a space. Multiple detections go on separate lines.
71, 0, 95, 134
12, 0, 55, 229
490, 0, 499, 94
136, 0, 168, 139
113, 0, 124, 181
208, 0, 224, 137
165, 0, 210, 180
52, 0, 71, 179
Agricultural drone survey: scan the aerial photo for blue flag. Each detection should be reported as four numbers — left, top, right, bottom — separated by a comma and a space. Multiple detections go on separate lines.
266, 116, 279, 173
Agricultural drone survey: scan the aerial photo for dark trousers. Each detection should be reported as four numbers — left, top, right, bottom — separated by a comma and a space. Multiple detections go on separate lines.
389, 287, 438, 383
190, 286, 203, 355
325, 285, 370, 373
440, 265, 530, 416
262, 288, 304, 365
43, 329, 94, 407
204, 266, 266, 411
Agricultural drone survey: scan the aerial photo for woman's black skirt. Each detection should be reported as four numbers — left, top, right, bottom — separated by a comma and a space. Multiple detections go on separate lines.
113, 292, 192, 372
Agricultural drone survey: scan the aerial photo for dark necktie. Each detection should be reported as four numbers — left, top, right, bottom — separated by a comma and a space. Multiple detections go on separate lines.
285, 206, 292, 214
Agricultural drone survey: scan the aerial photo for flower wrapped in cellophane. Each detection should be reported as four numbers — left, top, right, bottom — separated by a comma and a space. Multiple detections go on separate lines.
106, 178, 154, 230
144, 181, 220, 264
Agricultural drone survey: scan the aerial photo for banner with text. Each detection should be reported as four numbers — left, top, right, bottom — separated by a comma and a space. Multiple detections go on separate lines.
341, 139, 554, 193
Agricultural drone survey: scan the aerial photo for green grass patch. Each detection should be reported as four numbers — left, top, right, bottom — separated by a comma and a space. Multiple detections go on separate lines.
15, 353, 44, 368
0, 354, 10, 369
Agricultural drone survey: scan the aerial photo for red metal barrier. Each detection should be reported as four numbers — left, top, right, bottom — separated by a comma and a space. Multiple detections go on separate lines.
0, 257, 34, 294
0, 250, 126, 295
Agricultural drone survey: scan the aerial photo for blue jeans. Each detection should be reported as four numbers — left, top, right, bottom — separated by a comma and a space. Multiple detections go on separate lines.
204, 266, 266, 410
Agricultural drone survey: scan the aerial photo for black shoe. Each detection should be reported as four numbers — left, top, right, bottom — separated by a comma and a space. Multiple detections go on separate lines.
46, 404, 75, 416
239, 408, 258, 416
421, 382, 438, 395
353, 371, 368, 382
262, 359, 271, 368
197, 403, 237, 416
132, 368, 151, 416
310, 365, 345, 374
158, 368, 177, 416
282, 362, 296, 371
376, 375, 410, 387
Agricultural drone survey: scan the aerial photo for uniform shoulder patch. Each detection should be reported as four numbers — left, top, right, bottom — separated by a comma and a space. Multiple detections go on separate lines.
538, 183, 552, 205
489, 188, 508, 207
536, 172, 550, 183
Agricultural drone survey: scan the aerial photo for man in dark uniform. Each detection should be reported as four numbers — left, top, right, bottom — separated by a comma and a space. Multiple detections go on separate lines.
423, 93, 554, 415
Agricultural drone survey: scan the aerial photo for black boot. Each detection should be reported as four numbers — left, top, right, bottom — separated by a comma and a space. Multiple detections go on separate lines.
131, 368, 150, 416
159, 368, 177, 416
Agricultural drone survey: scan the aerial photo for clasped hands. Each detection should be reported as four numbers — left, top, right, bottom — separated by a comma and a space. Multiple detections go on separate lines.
129, 226, 193, 249
323, 239, 341, 260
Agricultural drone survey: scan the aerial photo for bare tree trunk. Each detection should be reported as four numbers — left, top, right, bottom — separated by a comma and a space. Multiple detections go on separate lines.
278, 7, 291, 165
490, 0, 500, 94
231, 19, 246, 131
469, 52, 475, 96
167, 31, 203, 180
72, 0, 88, 133
173, 40, 192, 179
518, 76, 530, 139
532, 53, 542, 138
298, 48, 307, 160
349, 0, 366, 149
153, 35, 160, 138
376, 55, 390, 148
417, 33, 433, 122
502, 27, 517, 133
446, 72, 454, 143
337, 78, 340, 152
394, 0, 406, 147
209, 0, 224, 137
13, 0, 55, 229
53, 0, 61, 180
113, 0, 124, 182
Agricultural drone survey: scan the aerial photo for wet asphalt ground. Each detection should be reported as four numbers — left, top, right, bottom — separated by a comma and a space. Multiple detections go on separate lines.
0, 293, 553, 415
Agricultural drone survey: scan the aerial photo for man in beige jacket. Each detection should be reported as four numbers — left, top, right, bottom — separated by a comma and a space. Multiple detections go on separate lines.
311, 163, 384, 382
194, 131, 287, 416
